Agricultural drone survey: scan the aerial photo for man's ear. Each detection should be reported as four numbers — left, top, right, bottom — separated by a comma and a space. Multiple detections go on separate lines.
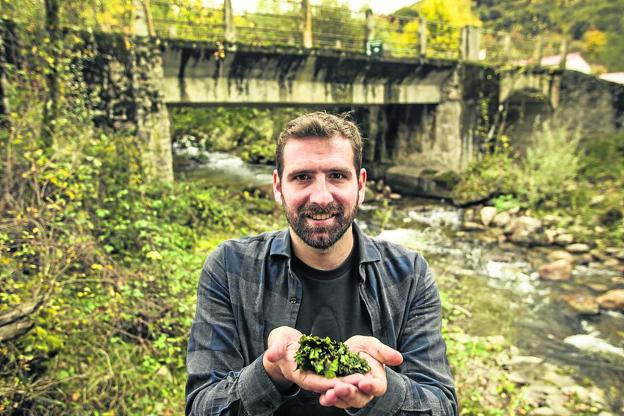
358, 168, 367, 205
273, 169, 283, 205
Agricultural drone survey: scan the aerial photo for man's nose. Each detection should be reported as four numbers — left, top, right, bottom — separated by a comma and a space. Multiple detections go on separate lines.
308, 178, 333, 206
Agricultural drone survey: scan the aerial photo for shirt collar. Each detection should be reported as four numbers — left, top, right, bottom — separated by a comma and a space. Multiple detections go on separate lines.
269, 222, 381, 265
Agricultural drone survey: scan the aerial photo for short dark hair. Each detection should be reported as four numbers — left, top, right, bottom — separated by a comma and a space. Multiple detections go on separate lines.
276, 112, 363, 177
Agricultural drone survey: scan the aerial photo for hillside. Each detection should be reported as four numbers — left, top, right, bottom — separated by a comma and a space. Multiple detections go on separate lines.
475, 0, 624, 72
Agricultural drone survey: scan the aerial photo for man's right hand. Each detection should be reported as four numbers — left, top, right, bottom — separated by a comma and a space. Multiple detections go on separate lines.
263, 326, 339, 394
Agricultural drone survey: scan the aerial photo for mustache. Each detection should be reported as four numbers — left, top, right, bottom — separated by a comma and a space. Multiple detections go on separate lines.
298, 203, 343, 217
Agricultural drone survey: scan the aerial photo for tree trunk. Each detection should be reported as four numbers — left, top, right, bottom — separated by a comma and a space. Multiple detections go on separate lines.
41, 0, 61, 148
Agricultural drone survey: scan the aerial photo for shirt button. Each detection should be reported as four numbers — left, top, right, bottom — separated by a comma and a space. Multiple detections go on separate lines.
289, 297, 298, 304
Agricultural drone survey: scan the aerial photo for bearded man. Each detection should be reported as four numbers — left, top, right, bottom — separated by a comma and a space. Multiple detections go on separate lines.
185, 112, 457, 416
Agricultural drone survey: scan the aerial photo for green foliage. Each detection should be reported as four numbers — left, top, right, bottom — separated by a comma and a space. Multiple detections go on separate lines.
450, 150, 518, 206
0, 16, 277, 415
517, 122, 581, 207
171, 107, 310, 164
492, 194, 521, 212
294, 335, 370, 379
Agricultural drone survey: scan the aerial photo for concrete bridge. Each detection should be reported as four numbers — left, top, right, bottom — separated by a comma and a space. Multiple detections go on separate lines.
1, 11, 623, 186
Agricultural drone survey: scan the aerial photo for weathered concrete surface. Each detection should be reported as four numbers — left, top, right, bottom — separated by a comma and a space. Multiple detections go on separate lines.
161, 42, 453, 105
499, 67, 624, 152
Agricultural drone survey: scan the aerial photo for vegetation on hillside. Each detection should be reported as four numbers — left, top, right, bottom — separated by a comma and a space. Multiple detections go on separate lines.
474, 0, 624, 72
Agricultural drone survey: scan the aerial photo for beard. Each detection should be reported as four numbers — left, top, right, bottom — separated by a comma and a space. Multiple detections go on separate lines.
283, 200, 358, 250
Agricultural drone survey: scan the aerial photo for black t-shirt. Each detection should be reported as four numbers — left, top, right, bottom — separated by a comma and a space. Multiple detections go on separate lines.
274, 243, 372, 416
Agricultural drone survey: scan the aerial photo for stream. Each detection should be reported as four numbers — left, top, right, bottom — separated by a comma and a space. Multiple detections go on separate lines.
176, 150, 624, 412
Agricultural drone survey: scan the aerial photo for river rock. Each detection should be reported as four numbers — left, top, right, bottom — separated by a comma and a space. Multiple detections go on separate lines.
375, 179, 384, 192
566, 243, 591, 254
603, 258, 620, 267
555, 233, 575, 246
548, 250, 575, 264
590, 249, 607, 261
604, 247, 620, 256
507, 216, 546, 246
544, 228, 558, 245
576, 253, 593, 265
586, 282, 609, 292
479, 206, 497, 227
561, 294, 599, 315
538, 260, 573, 281
389, 193, 402, 200
364, 186, 376, 202
613, 250, 624, 261
463, 221, 486, 231
380, 185, 390, 198
596, 289, 624, 311
492, 211, 511, 227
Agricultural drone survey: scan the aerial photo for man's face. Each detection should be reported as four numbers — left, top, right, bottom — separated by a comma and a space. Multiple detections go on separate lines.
273, 136, 366, 250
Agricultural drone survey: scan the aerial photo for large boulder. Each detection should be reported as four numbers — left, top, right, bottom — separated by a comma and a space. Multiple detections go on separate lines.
479, 206, 498, 227
596, 289, 624, 311
507, 216, 547, 246
492, 211, 512, 227
385, 165, 459, 200
538, 260, 573, 281
561, 294, 599, 315
547, 250, 575, 264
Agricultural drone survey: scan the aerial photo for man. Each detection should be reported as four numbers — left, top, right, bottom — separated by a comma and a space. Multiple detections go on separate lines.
186, 112, 457, 415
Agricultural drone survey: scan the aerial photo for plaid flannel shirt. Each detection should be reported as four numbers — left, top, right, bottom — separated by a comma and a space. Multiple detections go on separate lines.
186, 223, 457, 416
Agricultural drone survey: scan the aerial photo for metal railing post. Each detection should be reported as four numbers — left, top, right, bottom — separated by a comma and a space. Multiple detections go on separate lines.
365, 9, 373, 53
224, 0, 236, 45
419, 15, 427, 57
302, 0, 312, 48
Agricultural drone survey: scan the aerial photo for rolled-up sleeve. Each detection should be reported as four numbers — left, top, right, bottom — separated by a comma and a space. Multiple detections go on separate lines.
185, 245, 283, 416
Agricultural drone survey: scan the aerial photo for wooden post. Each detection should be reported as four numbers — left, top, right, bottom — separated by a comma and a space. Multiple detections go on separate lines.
534, 35, 543, 66
503, 33, 511, 63
559, 39, 568, 70
461, 26, 479, 60
419, 15, 427, 57
302, 0, 312, 48
142, 0, 154, 36
224, 0, 236, 45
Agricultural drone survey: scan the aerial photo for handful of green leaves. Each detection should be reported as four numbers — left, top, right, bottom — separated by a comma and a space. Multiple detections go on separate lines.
294, 334, 371, 378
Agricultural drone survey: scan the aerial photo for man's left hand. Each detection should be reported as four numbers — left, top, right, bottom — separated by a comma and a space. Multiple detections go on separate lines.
318, 336, 403, 409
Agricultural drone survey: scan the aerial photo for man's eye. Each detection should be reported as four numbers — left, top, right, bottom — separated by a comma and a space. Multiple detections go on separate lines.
294, 174, 311, 181
329, 173, 346, 180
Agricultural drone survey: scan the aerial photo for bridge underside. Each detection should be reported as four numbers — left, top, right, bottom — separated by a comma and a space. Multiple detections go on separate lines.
161, 44, 454, 106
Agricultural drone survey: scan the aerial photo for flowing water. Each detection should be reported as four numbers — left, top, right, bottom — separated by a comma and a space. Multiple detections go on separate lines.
176, 150, 624, 410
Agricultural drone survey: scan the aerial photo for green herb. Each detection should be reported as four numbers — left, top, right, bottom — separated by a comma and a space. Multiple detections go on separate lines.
294, 334, 371, 378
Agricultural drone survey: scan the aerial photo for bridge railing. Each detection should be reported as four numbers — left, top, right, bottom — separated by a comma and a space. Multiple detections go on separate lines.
1, 0, 571, 69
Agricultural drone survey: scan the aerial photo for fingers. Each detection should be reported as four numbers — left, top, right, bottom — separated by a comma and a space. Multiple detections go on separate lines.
319, 381, 373, 409
295, 368, 339, 393
345, 336, 403, 366
264, 336, 287, 363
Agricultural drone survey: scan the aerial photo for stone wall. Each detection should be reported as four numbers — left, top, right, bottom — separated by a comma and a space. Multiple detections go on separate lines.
83, 33, 172, 182
554, 71, 624, 137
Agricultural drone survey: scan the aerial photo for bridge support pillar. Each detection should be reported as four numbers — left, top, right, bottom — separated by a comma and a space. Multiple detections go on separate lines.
133, 46, 173, 183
